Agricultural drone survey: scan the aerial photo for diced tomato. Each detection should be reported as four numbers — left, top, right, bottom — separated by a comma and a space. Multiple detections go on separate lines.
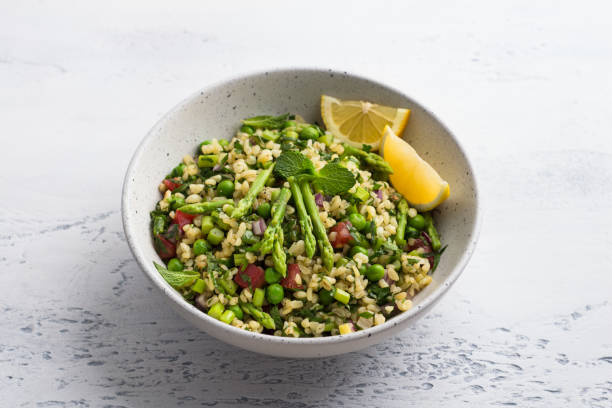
329, 221, 353, 248
280, 264, 304, 289
234, 264, 265, 289
162, 178, 182, 191
153, 234, 176, 259
406, 237, 434, 268
173, 210, 196, 231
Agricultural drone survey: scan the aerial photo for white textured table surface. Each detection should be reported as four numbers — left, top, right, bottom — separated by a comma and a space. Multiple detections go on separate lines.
2, 1, 611, 407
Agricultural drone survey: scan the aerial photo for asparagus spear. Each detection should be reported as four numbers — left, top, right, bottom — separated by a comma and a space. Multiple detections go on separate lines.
423, 213, 442, 251
260, 187, 291, 255
342, 144, 394, 175
240, 302, 276, 330
272, 229, 286, 277
289, 177, 316, 258
177, 198, 233, 214
395, 199, 409, 247
300, 181, 334, 271
231, 164, 275, 219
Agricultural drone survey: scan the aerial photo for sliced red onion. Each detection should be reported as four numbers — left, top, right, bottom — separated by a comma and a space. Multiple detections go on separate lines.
212, 163, 223, 172
314, 193, 324, 208
344, 220, 352, 229
375, 190, 383, 200
252, 218, 266, 236
421, 231, 433, 247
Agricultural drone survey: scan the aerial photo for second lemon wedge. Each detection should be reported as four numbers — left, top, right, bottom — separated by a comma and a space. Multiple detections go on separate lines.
321, 95, 410, 151
381, 125, 450, 211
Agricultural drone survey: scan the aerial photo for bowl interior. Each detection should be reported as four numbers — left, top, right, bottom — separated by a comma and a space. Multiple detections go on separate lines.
123, 68, 479, 353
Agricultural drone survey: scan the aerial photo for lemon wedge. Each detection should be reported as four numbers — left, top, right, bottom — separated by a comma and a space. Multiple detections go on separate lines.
321, 95, 410, 151
381, 125, 450, 211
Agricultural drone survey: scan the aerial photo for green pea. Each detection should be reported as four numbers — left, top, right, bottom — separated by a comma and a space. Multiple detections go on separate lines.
171, 163, 186, 177
348, 213, 367, 231
201, 215, 215, 235
193, 239, 211, 256
264, 267, 282, 284
408, 214, 427, 230
318, 288, 334, 306
207, 227, 225, 246
350, 246, 368, 258
299, 126, 320, 140
283, 120, 297, 129
257, 202, 271, 219
171, 196, 185, 210
216, 180, 235, 198
365, 264, 385, 281
240, 125, 254, 135
167, 258, 184, 271
266, 283, 284, 305
228, 304, 243, 320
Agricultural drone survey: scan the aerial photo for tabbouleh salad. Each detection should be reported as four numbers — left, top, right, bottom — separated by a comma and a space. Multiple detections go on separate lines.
150, 113, 445, 337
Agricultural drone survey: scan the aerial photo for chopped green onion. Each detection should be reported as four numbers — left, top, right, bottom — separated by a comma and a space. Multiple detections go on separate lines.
233, 253, 248, 269
198, 154, 219, 168
219, 309, 235, 324
207, 302, 224, 319
253, 288, 265, 307
191, 278, 206, 294
353, 187, 369, 202
333, 288, 351, 304
219, 278, 237, 295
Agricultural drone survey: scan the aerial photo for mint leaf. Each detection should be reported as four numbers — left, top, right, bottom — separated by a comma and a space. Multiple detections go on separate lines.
275, 151, 355, 195
274, 151, 315, 179
154, 262, 199, 289
312, 163, 356, 195
243, 113, 289, 129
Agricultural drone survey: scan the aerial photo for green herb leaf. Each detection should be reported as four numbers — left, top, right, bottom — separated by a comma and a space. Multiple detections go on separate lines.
269, 306, 283, 330
233, 141, 244, 154
274, 151, 315, 179
313, 163, 356, 195
362, 144, 372, 153
154, 262, 199, 289
367, 285, 391, 305
359, 311, 374, 318
242, 113, 290, 129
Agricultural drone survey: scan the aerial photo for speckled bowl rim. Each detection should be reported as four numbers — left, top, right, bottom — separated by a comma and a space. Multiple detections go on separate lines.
122, 67, 482, 348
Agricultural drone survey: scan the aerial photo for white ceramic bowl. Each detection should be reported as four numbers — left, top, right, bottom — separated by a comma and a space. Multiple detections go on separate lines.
122, 68, 481, 358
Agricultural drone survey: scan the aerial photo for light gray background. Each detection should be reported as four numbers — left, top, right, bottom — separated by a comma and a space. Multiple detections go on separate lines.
1, 1, 610, 407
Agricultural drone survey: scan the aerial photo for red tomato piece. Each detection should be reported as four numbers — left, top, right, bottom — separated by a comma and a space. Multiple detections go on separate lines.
162, 178, 183, 191
173, 210, 196, 231
234, 264, 265, 289
329, 221, 353, 248
280, 264, 304, 289
153, 234, 176, 260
